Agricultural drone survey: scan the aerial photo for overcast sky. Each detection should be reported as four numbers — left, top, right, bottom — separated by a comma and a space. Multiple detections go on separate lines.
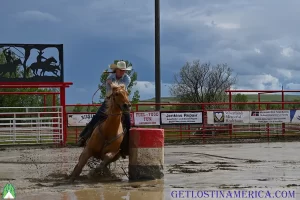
1, 0, 300, 103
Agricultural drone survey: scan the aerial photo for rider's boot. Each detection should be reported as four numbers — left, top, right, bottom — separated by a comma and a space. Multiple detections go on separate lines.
77, 123, 94, 147
120, 113, 131, 158
120, 128, 130, 159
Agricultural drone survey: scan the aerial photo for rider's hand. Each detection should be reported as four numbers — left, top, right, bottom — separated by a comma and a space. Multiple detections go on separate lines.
107, 79, 112, 85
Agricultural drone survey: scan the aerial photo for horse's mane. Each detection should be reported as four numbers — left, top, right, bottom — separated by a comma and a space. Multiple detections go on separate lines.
105, 82, 126, 115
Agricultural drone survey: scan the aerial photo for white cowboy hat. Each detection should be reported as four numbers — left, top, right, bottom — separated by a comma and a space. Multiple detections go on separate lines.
109, 61, 132, 71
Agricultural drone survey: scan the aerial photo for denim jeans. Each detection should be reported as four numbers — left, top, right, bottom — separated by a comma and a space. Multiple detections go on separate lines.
79, 100, 108, 138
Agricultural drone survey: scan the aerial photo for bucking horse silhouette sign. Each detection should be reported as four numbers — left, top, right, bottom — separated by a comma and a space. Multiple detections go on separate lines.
0, 43, 64, 82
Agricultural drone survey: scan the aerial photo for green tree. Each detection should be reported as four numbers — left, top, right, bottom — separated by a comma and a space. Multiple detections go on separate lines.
169, 60, 237, 109
131, 90, 140, 105
73, 103, 83, 112
98, 60, 140, 103
233, 93, 248, 110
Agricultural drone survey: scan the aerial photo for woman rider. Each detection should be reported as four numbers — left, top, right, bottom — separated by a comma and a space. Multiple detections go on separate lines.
77, 61, 132, 157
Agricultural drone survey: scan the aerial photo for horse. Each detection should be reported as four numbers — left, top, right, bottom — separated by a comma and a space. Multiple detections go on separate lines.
27, 57, 57, 76
68, 82, 131, 182
0, 58, 22, 77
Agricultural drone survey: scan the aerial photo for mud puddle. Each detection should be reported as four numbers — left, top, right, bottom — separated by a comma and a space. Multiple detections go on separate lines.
0, 142, 299, 199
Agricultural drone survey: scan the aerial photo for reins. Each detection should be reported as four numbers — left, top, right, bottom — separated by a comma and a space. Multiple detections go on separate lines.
91, 86, 130, 116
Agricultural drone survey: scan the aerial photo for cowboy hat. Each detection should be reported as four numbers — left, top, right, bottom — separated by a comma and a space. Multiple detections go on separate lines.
109, 61, 132, 71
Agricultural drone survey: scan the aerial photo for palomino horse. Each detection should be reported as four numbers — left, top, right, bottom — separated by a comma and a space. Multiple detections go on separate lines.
68, 83, 131, 182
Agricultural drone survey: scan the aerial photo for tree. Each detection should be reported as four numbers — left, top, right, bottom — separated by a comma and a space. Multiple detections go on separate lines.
98, 60, 140, 103
169, 60, 237, 109
131, 90, 140, 105
233, 93, 248, 110
73, 103, 83, 112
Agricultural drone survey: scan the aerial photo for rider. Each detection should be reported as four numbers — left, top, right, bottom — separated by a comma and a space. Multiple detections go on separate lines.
3, 48, 13, 63
77, 60, 132, 157
37, 50, 46, 64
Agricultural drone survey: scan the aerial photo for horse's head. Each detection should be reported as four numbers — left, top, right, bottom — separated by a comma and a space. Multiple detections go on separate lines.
110, 83, 131, 112
47, 57, 57, 63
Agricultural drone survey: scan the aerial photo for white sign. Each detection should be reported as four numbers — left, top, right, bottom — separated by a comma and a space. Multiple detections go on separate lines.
67, 114, 95, 127
249, 110, 290, 124
160, 112, 203, 124
134, 111, 160, 125
207, 111, 250, 124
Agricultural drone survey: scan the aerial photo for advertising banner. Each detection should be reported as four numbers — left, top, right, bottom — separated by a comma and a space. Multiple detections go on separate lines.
249, 110, 290, 124
67, 114, 95, 127
160, 111, 203, 125
207, 111, 250, 124
68, 112, 135, 127
290, 109, 300, 123
133, 111, 160, 126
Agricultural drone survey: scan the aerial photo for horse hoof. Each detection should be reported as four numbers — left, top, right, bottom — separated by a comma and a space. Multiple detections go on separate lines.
68, 177, 75, 184
68, 179, 74, 184
87, 169, 95, 179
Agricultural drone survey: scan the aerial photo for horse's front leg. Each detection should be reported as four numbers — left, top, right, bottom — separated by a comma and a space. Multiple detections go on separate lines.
94, 151, 121, 176
69, 147, 92, 183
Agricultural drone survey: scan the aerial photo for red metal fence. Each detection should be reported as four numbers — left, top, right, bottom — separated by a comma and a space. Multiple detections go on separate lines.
66, 101, 300, 144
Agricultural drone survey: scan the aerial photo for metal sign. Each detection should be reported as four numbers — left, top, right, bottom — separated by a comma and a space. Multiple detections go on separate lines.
0, 43, 64, 82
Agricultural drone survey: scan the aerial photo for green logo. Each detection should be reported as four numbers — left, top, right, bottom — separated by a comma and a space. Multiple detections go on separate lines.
2, 183, 15, 199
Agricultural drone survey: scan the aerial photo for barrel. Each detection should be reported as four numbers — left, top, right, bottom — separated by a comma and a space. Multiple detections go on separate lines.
128, 128, 164, 180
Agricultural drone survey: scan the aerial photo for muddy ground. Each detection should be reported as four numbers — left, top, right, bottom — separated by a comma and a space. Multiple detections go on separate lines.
0, 141, 299, 200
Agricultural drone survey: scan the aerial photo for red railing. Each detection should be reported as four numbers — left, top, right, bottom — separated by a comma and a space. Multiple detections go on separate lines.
65, 101, 300, 143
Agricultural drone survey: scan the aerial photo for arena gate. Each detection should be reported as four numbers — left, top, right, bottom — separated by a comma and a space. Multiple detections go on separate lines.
0, 43, 72, 146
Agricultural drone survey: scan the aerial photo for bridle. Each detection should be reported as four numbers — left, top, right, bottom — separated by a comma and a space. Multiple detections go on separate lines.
97, 88, 131, 117
91, 85, 130, 114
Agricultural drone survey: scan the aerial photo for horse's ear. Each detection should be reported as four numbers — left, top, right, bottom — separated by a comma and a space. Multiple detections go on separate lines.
111, 83, 118, 93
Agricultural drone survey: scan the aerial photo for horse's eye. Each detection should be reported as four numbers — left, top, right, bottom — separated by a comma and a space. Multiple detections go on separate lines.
115, 92, 119, 96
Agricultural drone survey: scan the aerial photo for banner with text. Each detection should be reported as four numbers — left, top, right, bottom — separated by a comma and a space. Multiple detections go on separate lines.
160, 111, 203, 125
68, 112, 135, 127
207, 109, 300, 124
207, 111, 250, 124
68, 114, 95, 127
290, 109, 300, 123
133, 111, 160, 126
249, 110, 290, 124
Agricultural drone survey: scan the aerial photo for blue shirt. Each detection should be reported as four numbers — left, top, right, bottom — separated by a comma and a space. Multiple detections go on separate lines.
106, 73, 131, 96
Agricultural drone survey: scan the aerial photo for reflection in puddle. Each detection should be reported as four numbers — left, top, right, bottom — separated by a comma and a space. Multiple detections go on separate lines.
63, 187, 164, 200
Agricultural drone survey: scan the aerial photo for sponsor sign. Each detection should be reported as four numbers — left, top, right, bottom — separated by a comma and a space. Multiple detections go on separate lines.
68, 112, 135, 127
207, 111, 250, 124
249, 110, 290, 124
134, 111, 160, 125
68, 114, 95, 127
160, 111, 203, 125
290, 109, 300, 123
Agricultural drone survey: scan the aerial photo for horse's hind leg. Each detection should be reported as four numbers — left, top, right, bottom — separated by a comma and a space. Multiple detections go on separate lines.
69, 148, 92, 182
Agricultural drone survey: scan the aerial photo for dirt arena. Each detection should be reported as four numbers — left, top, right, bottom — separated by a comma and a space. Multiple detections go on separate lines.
0, 141, 299, 200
